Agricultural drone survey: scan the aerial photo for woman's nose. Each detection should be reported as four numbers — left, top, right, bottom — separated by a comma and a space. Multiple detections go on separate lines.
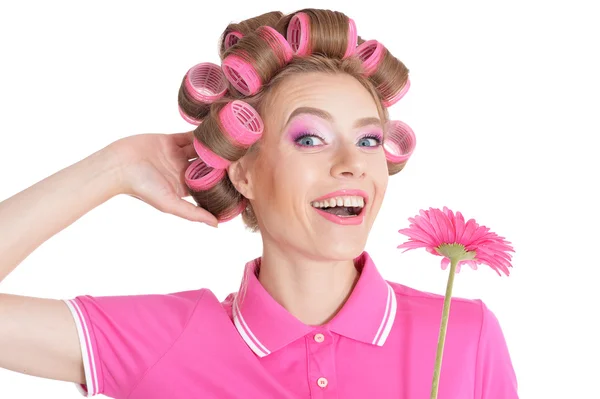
330, 143, 367, 179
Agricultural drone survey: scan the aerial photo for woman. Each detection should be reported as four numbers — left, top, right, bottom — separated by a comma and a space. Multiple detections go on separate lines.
0, 8, 518, 398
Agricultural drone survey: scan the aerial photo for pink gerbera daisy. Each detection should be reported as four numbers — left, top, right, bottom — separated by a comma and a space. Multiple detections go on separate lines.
398, 206, 514, 276
397, 206, 515, 399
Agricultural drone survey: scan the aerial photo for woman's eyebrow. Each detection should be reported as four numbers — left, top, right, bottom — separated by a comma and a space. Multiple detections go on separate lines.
284, 106, 382, 129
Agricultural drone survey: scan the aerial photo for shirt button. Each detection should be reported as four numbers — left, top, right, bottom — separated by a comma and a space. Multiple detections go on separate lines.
314, 333, 325, 343
317, 377, 328, 388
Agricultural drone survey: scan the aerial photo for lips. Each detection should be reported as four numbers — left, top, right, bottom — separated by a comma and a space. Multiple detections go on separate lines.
312, 206, 365, 225
311, 189, 368, 226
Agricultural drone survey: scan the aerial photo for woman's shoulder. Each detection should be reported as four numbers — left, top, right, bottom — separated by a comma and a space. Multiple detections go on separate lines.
385, 279, 487, 325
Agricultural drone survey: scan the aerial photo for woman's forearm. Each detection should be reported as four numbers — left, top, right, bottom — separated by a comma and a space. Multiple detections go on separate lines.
0, 145, 124, 283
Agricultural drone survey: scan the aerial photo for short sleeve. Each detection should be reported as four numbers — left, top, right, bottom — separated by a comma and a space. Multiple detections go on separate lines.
474, 300, 519, 399
62, 289, 205, 398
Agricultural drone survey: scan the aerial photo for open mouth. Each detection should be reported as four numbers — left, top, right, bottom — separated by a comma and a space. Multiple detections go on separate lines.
310, 195, 366, 218
313, 205, 364, 217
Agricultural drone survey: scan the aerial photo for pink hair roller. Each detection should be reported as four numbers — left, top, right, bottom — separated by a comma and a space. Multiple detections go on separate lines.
218, 100, 264, 146
343, 18, 357, 59
257, 25, 293, 63
219, 198, 247, 222
221, 53, 260, 96
184, 158, 226, 191
224, 31, 243, 49
178, 104, 202, 125
179, 62, 228, 126
192, 100, 264, 168
183, 62, 228, 103
287, 12, 311, 56
287, 13, 356, 58
382, 78, 411, 107
384, 120, 416, 163
355, 40, 385, 77
193, 137, 232, 169
184, 158, 246, 222
222, 27, 292, 96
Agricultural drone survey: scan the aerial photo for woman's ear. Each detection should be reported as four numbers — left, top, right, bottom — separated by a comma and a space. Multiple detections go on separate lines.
227, 155, 256, 200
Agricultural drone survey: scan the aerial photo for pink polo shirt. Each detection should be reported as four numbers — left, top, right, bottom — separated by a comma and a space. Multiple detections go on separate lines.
62, 251, 518, 398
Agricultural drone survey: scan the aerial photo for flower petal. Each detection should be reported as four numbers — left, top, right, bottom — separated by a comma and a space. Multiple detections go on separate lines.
413, 212, 442, 245
443, 206, 455, 220
427, 208, 447, 244
398, 227, 436, 246
439, 208, 456, 243
397, 241, 427, 253
454, 211, 466, 243
426, 247, 442, 256
469, 225, 492, 245
464, 260, 479, 271
443, 207, 457, 243
428, 209, 446, 244
461, 218, 479, 244
441, 257, 450, 270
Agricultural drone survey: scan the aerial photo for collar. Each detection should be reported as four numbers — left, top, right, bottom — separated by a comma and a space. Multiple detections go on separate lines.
232, 251, 397, 358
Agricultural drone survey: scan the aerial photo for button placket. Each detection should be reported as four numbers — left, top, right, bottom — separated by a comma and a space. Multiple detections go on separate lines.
307, 330, 337, 396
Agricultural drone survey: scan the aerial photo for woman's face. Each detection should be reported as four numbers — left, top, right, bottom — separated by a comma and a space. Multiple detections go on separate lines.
235, 72, 389, 260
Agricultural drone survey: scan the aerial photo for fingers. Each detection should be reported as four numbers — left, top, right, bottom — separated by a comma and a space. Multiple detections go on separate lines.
161, 197, 219, 227
172, 131, 195, 147
182, 144, 198, 160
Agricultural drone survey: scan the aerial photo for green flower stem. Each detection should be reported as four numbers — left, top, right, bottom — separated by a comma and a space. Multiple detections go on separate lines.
430, 256, 458, 399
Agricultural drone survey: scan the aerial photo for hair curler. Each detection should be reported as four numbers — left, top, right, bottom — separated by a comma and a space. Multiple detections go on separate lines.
344, 17, 358, 58
184, 158, 247, 222
286, 12, 310, 55
193, 100, 264, 168
221, 26, 292, 96
219, 100, 264, 145
355, 40, 410, 107
224, 31, 244, 49
179, 105, 203, 125
382, 78, 410, 107
355, 40, 385, 77
383, 120, 416, 163
219, 197, 248, 222
178, 62, 228, 125
185, 158, 226, 192
193, 137, 231, 169
286, 12, 357, 59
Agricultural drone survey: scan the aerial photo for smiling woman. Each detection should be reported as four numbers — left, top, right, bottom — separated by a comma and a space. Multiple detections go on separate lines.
0, 6, 518, 399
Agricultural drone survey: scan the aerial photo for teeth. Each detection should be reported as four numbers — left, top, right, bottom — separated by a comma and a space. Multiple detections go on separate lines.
311, 196, 365, 208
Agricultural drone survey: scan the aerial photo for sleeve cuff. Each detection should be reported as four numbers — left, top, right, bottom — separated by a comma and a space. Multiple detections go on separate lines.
62, 299, 100, 397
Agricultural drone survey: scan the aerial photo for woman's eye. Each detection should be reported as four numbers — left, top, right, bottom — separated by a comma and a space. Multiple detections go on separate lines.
295, 134, 325, 147
358, 136, 382, 147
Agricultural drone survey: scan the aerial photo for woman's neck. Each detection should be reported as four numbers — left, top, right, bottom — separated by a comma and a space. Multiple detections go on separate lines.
257, 245, 360, 326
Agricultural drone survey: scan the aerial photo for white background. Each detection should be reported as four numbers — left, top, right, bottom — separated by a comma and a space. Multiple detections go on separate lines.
0, 0, 598, 397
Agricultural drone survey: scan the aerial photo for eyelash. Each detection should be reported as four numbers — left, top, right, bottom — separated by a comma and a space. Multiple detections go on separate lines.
293, 132, 383, 148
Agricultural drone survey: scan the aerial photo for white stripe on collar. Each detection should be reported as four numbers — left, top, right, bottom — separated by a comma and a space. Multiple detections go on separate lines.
232, 296, 271, 358
372, 283, 398, 346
